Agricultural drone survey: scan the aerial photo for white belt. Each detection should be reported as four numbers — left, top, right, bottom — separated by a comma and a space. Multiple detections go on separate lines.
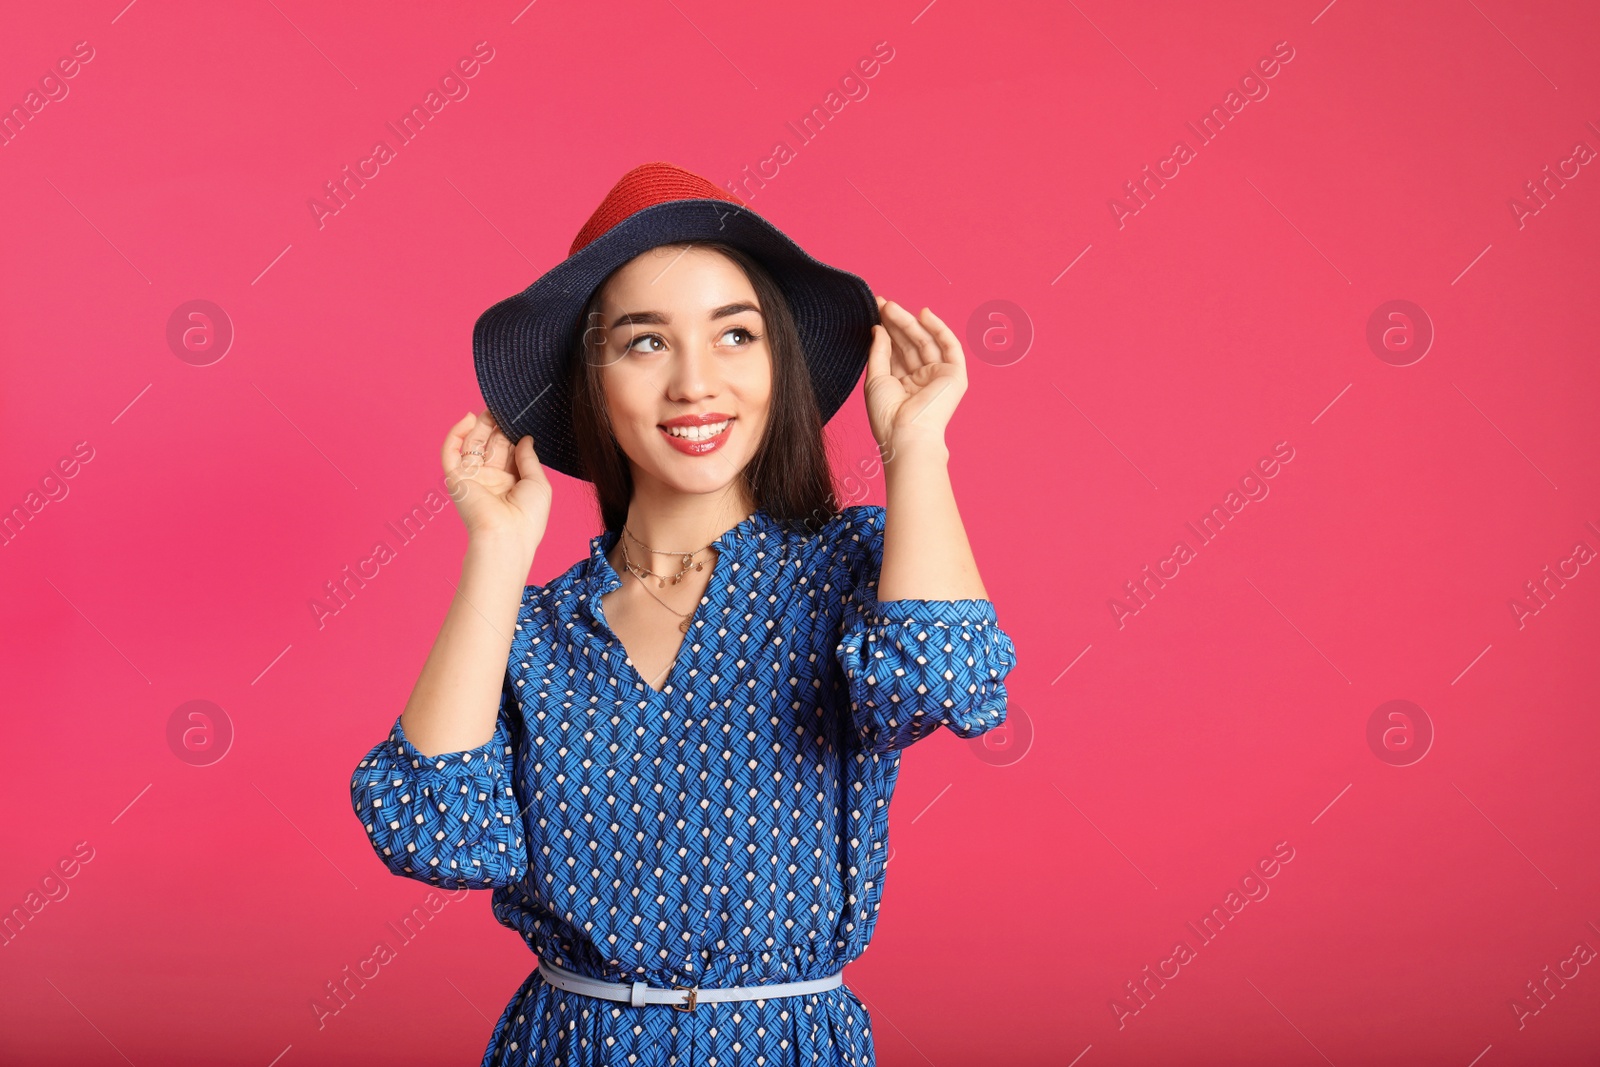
537, 958, 844, 1013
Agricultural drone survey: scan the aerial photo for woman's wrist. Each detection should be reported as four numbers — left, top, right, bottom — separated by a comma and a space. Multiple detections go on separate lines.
464, 528, 538, 576
882, 432, 949, 484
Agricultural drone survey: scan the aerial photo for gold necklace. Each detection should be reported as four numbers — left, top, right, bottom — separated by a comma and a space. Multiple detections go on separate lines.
621, 525, 709, 586
618, 526, 714, 634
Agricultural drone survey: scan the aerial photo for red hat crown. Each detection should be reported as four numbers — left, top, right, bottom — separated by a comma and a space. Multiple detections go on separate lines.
568, 161, 747, 256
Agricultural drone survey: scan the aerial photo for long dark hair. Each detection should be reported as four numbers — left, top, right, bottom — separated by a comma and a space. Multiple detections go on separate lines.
567, 241, 844, 537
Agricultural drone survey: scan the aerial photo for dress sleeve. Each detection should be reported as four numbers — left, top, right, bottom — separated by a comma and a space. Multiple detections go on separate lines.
832, 506, 1019, 755
349, 618, 533, 891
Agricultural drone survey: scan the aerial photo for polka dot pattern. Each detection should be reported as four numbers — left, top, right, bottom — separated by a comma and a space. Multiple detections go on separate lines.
349, 504, 1019, 1065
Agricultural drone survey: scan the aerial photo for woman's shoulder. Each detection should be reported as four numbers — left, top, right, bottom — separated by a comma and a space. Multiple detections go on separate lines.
823, 503, 885, 539
511, 551, 592, 627
516, 555, 590, 618
755, 505, 886, 597
512, 583, 553, 644
507, 563, 588, 678
813, 503, 886, 564
773, 502, 878, 546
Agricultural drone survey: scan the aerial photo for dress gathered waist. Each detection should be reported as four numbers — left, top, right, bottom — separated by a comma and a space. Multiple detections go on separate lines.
536, 958, 845, 1012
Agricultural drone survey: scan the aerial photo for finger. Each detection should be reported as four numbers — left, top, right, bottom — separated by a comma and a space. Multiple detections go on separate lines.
462, 409, 497, 470
481, 411, 514, 466
863, 325, 900, 429
465, 408, 495, 449
918, 307, 967, 372
485, 423, 517, 472
898, 304, 944, 367
865, 323, 893, 387
880, 299, 937, 373
875, 299, 919, 375
441, 411, 477, 476
513, 434, 546, 478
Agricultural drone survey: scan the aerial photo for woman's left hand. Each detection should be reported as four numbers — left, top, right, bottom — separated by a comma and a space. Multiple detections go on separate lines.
865, 295, 967, 456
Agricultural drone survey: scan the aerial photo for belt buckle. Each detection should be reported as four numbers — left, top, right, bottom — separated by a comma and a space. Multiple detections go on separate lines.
671, 983, 699, 1012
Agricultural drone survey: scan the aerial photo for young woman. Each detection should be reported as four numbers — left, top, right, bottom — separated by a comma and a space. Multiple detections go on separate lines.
350, 162, 1019, 1066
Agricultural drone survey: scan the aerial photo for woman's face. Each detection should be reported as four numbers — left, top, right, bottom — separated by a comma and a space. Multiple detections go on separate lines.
590, 245, 772, 498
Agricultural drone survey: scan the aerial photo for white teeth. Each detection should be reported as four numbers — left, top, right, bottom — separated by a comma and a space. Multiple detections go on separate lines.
665, 420, 730, 441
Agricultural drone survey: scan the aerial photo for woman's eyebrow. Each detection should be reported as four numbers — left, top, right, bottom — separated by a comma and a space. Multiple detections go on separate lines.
608, 303, 763, 330
609, 310, 668, 329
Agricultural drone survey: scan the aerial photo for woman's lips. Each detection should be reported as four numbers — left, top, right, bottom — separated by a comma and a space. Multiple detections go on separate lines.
659, 418, 733, 456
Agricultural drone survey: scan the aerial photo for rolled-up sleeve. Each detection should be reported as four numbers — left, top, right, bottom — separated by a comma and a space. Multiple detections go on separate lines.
832, 506, 1019, 755
348, 672, 529, 890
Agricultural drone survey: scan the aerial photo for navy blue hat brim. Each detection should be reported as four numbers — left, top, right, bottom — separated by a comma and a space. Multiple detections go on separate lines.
473, 198, 879, 482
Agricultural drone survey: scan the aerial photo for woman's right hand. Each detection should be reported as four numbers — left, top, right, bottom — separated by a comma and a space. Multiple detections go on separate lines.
442, 409, 552, 559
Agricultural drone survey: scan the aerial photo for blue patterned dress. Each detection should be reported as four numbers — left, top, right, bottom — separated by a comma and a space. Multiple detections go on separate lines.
349, 504, 1019, 1066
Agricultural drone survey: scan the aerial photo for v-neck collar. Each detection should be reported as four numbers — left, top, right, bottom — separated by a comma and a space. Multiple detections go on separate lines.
578, 508, 778, 640
585, 508, 775, 590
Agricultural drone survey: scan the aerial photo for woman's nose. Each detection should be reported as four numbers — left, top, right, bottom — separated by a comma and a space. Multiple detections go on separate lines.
665, 342, 715, 398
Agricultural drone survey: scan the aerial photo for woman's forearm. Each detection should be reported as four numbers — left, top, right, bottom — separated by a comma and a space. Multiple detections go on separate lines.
878, 433, 990, 602
398, 534, 536, 758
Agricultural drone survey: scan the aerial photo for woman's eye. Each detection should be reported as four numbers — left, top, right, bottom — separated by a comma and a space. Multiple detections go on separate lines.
623, 328, 758, 354
624, 333, 665, 354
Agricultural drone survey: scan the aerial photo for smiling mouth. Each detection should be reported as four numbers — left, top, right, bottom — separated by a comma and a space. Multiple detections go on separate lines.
660, 418, 732, 441
657, 417, 735, 456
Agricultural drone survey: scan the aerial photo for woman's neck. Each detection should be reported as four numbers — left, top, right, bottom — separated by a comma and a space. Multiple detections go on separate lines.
610, 487, 756, 564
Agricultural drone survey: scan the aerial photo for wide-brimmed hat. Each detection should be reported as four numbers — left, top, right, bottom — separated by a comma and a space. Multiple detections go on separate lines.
472, 161, 879, 482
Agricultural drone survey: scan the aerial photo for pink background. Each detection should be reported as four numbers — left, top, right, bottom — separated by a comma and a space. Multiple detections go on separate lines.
3, 0, 1598, 1064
